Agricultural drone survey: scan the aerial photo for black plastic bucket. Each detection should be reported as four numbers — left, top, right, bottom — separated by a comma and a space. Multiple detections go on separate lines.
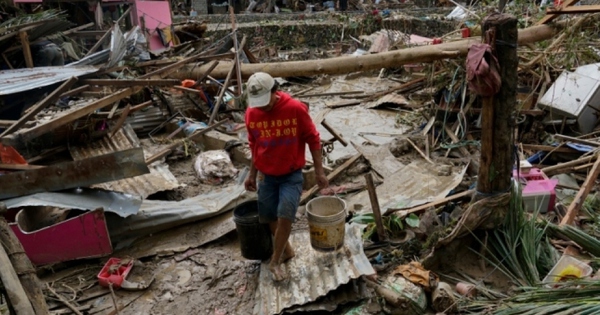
233, 201, 273, 260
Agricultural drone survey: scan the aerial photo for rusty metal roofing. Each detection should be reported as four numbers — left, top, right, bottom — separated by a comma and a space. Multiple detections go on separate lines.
366, 93, 410, 109
0, 66, 98, 96
69, 124, 180, 199
286, 279, 371, 313
253, 224, 375, 315
126, 106, 168, 134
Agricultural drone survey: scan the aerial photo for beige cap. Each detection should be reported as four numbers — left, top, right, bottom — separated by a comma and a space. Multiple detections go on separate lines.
247, 72, 274, 108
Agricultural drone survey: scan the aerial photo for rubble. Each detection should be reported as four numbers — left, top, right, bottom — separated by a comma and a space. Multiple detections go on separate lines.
1, 0, 600, 314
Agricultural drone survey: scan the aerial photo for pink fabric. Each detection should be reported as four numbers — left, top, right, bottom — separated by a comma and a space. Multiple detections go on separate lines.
466, 43, 501, 97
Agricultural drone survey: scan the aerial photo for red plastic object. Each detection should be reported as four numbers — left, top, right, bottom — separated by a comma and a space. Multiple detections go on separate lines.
432, 38, 443, 45
461, 27, 471, 38
98, 258, 134, 289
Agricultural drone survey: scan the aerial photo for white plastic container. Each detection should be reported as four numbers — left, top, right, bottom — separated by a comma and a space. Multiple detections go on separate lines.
543, 255, 593, 285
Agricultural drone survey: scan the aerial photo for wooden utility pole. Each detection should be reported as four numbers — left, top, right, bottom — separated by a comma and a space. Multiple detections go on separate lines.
476, 13, 518, 196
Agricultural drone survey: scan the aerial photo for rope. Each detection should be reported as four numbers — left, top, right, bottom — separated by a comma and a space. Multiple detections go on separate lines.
440, 140, 480, 149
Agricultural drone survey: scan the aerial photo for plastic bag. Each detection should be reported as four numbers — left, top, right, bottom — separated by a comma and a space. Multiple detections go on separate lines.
194, 150, 238, 185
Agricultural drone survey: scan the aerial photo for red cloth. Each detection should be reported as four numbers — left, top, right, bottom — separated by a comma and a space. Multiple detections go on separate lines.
246, 91, 321, 176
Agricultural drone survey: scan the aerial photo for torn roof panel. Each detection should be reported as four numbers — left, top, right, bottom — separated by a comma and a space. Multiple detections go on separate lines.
2, 188, 142, 218
349, 160, 468, 213
0, 66, 98, 96
254, 224, 375, 315
69, 124, 180, 199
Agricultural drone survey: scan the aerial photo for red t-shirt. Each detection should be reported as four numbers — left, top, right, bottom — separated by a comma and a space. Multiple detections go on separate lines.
245, 91, 321, 176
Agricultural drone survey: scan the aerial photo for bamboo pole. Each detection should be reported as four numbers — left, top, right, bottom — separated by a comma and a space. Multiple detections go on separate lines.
560, 153, 600, 226
176, 23, 562, 79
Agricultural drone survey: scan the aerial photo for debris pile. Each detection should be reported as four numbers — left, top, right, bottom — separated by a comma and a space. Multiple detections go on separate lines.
1, 0, 600, 314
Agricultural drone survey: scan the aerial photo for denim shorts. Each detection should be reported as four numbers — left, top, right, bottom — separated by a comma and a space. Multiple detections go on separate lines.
257, 169, 303, 223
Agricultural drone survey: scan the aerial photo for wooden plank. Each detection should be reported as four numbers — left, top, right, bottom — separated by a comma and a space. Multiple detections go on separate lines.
365, 172, 387, 241
194, 60, 220, 86
145, 119, 229, 164
0, 236, 35, 314
209, 36, 246, 125
19, 31, 33, 68
130, 100, 154, 113
560, 154, 600, 226
26, 146, 67, 164
4, 23, 94, 54
443, 124, 471, 157
298, 91, 364, 98
325, 100, 361, 109
139, 53, 206, 80
173, 86, 202, 94
541, 155, 596, 176
80, 91, 109, 98
46, 284, 84, 315
60, 85, 90, 98
84, 7, 131, 57
321, 120, 348, 147
536, 0, 581, 25
521, 143, 579, 153
107, 102, 120, 120
300, 153, 362, 205
0, 148, 149, 199
0, 164, 44, 171
2, 88, 137, 145
386, 189, 474, 215
547, 5, 600, 14
81, 79, 181, 86
406, 137, 434, 164
110, 105, 132, 137
0, 120, 17, 128
2, 53, 13, 69
554, 134, 600, 147
1, 77, 78, 138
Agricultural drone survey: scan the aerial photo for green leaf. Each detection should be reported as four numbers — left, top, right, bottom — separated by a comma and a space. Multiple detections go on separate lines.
390, 215, 403, 231
350, 213, 375, 224
405, 213, 420, 228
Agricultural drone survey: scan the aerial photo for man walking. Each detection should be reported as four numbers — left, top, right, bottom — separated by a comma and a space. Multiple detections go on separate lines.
244, 72, 328, 281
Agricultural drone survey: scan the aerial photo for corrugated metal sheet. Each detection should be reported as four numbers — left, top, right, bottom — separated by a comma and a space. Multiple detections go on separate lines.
348, 159, 467, 215
0, 66, 98, 95
254, 224, 375, 315
126, 106, 168, 135
106, 185, 254, 241
285, 280, 371, 313
69, 124, 180, 198
366, 93, 410, 109
2, 188, 142, 218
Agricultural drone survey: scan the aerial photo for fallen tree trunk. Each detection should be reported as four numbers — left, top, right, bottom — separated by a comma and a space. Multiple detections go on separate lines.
176, 23, 562, 79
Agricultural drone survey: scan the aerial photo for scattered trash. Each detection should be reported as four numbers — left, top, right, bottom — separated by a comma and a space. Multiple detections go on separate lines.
194, 150, 239, 185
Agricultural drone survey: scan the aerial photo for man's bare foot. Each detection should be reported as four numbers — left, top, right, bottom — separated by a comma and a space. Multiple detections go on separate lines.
268, 261, 287, 281
281, 247, 295, 263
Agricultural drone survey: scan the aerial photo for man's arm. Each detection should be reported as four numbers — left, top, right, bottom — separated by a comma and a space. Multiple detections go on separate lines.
310, 148, 328, 189
245, 162, 258, 191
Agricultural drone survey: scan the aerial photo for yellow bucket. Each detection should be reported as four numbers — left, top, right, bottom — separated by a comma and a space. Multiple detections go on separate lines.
306, 196, 346, 252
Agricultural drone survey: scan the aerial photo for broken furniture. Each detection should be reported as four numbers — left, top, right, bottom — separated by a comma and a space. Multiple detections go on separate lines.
537, 63, 600, 134
9, 208, 112, 266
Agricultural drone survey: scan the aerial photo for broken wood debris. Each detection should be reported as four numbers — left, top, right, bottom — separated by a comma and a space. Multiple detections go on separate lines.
0, 5, 599, 315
